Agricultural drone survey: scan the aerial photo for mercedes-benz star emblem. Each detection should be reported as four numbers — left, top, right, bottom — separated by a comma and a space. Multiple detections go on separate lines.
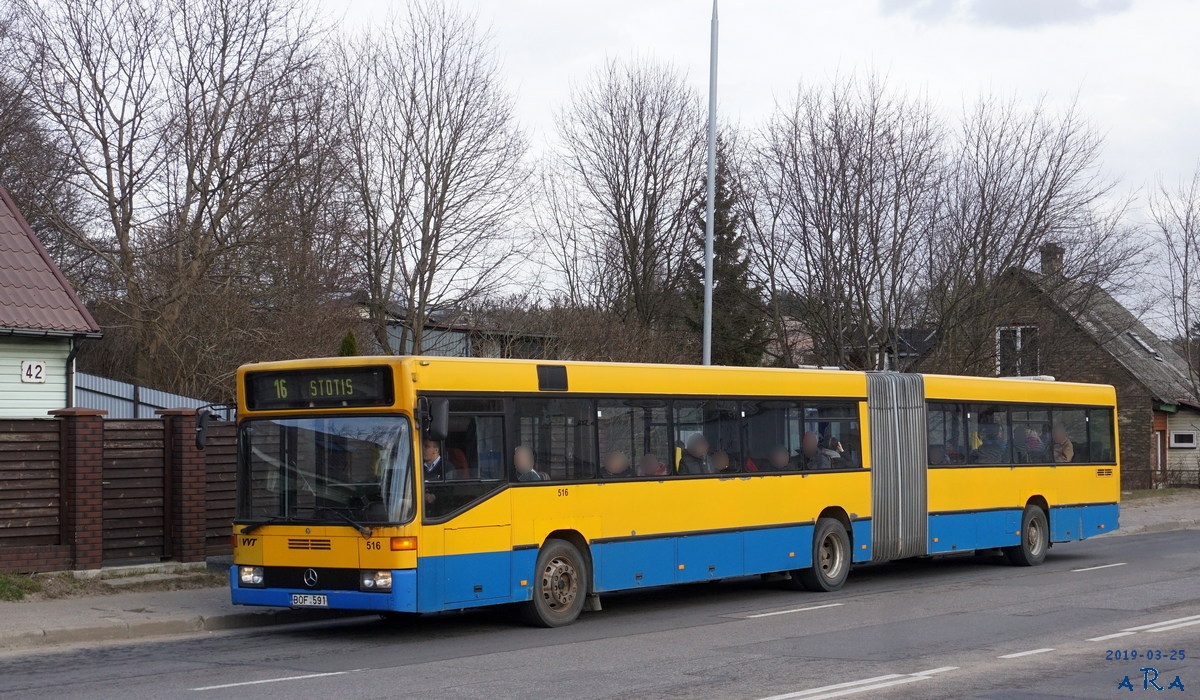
303, 568, 319, 587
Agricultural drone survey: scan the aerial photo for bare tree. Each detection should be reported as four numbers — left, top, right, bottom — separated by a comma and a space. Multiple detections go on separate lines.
547, 58, 706, 326
338, 0, 529, 355
924, 96, 1136, 374
1152, 166, 1200, 389
0, 18, 90, 280
753, 76, 944, 369
15, 0, 349, 396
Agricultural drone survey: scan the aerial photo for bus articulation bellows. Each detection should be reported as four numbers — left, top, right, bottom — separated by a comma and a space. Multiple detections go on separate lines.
228, 357, 1119, 627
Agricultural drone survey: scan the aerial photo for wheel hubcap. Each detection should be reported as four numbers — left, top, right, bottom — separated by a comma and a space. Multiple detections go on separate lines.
1028, 519, 1044, 556
819, 534, 845, 579
540, 556, 578, 610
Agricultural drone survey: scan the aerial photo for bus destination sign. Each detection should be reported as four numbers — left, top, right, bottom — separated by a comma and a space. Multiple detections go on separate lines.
245, 366, 393, 410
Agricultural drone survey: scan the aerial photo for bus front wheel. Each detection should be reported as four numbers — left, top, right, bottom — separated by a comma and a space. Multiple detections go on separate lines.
1004, 506, 1049, 566
793, 518, 851, 592
520, 539, 588, 627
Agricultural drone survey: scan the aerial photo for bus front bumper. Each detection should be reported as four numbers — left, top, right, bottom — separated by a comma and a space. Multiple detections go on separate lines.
229, 567, 418, 612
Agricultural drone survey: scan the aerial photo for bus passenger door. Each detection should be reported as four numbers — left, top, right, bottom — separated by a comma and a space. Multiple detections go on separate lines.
866, 372, 928, 561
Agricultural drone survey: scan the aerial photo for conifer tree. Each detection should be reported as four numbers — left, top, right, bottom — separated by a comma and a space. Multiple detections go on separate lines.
685, 140, 769, 366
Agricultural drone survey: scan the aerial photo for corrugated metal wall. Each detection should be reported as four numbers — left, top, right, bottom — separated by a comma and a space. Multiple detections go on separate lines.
76, 373, 226, 419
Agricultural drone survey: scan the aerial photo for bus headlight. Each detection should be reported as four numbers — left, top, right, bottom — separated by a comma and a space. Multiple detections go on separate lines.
239, 565, 264, 587
360, 570, 392, 592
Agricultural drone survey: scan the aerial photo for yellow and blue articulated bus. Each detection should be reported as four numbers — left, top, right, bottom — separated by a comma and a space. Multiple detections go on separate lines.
228, 357, 1119, 626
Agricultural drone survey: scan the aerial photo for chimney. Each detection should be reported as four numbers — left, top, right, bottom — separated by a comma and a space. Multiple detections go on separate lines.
1040, 242, 1064, 276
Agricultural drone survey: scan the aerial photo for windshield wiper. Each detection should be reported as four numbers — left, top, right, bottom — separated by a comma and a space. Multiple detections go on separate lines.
240, 516, 293, 535
319, 508, 373, 537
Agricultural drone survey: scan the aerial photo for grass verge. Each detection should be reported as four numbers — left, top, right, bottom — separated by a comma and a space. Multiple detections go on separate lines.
0, 570, 227, 602
0, 573, 41, 602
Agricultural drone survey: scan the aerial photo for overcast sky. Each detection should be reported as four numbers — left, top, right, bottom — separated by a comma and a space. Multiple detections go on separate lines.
323, 0, 1199, 204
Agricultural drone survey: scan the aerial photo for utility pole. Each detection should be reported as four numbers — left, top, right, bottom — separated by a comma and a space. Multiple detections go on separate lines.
702, 0, 718, 365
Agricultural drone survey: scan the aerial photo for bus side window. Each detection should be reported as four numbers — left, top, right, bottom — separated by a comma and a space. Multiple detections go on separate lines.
805, 402, 860, 469
1011, 407, 1050, 464
514, 398, 597, 481
1086, 408, 1115, 463
672, 400, 741, 475
967, 404, 1012, 465
926, 402, 968, 466
597, 399, 670, 478
743, 400, 802, 472
424, 400, 505, 521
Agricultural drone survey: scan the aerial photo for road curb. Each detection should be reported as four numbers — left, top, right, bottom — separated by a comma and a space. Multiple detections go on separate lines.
0, 608, 362, 651
1105, 519, 1200, 537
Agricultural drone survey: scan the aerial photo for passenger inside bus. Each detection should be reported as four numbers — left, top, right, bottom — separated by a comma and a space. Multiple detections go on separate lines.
970, 423, 1009, 464
798, 432, 831, 470
678, 433, 713, 474
601, 452, 634, 478
1051, 424, 1075, 463
713, 450, 739, 474
638, 454, 668, 477
513, 445, 544, 482
767, 446, 792, 471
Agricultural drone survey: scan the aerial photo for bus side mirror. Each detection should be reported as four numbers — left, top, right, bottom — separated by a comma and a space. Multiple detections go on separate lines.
195, 409, 211, 450
427, 398, 450, 442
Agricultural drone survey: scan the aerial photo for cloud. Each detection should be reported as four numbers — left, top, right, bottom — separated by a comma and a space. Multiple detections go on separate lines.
880, 0, 1133, 27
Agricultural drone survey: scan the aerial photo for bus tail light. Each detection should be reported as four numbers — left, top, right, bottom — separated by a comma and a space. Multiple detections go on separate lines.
390, 536, 417, 551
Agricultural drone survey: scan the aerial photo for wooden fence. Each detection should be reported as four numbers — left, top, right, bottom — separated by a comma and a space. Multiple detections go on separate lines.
0, 409, 237, 573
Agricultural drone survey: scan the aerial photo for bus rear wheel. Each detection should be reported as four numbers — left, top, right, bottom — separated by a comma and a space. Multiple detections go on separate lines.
793, 518, 851, 592
1004, 506, 1049, 566
520, 539, 588, 627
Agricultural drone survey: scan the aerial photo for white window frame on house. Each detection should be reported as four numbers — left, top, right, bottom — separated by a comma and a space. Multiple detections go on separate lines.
1169, 430, 1197, 449
995, 325, 1040, 376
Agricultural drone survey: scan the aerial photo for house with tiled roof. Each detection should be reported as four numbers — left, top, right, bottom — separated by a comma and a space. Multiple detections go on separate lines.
993, 244, 1200, 489
0, 183, 101, 417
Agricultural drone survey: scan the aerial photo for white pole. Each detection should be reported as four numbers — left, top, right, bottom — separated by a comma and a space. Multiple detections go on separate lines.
702, 0, 718, 366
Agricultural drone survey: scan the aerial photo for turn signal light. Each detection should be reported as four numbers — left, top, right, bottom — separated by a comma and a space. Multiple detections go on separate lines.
390, 536, 417, 551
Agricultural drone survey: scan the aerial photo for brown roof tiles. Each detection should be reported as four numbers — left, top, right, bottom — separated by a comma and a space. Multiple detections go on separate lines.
0, 183, 101, 336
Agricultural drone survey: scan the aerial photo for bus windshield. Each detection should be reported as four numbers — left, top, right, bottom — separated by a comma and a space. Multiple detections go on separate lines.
237, 416, 414, 525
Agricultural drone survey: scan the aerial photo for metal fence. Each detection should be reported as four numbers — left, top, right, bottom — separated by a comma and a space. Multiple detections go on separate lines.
1123, 468, 1200, 490
76, 373, 232, 419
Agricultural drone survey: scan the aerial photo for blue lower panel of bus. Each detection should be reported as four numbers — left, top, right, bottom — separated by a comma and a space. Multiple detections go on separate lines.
592, 524, 829, 592
229, 566, 418, 611
416, 549, 538, 611
1050, 502, 1119, 541
928, 503, 1119, 554
928, 510, 1020, 554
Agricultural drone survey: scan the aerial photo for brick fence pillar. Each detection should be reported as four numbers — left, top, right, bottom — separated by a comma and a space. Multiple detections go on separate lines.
158, 408, 207, 562
49, 407, 107, 571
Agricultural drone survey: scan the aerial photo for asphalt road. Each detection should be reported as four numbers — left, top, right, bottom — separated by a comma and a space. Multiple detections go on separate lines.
1, 530, 1197, 699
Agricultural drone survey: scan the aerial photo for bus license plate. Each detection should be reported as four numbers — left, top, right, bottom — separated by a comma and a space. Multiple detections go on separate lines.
291, 594, 328, 608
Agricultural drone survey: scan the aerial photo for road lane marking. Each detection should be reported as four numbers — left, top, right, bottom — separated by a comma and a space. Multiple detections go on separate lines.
1085, 614, 1200, 642
999, 648, 1054, 659
1071, 562, 1126, 572
757, 674, 905, 700
192, 670, 359, 691
912, 667, 958, 676
1146, 619, 1200, 633
745, 603, 845, 619
757, 667, 957, 700
1123, 614, 1200, 632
